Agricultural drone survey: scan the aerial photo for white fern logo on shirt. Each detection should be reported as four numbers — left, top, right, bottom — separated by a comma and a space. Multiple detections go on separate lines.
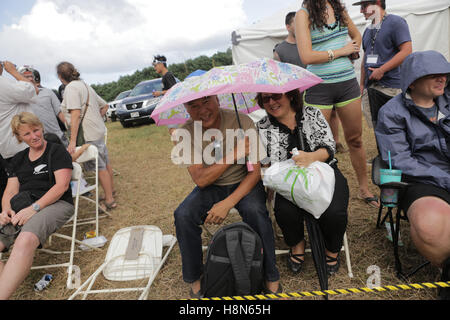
33, 164, 48, 175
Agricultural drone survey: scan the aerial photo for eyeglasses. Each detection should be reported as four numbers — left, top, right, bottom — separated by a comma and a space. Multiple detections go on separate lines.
0, 223, 22, 236
260, 93, 284, 104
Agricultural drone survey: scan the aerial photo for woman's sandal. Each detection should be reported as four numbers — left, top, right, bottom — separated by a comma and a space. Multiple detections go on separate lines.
102, 200, 118, 210
99, 191, 117, 202
326, 254, 340, 276
358, 194, 380, 208
263, 282, 283, 295
287, 249, 305, 274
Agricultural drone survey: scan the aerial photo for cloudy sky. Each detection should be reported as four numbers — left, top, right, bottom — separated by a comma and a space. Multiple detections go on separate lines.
1, 0, 298, 89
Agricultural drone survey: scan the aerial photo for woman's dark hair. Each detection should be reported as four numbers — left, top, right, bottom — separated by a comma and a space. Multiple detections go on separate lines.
56, 61, 81, 83
256, 89, 304, 114
303, 0, 348, 31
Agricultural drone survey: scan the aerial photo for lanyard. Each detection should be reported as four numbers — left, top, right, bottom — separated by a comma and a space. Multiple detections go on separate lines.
370, 14, 388, 54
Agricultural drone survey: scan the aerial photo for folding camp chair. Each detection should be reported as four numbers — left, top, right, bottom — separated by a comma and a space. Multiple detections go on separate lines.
68, 225, 177, 300
70, 145, 111, 236
371, 155, 430, 280
30, 162, 102, 288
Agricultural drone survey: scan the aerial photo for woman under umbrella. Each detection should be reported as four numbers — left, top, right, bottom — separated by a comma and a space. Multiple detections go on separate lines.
256, 89, 349, 280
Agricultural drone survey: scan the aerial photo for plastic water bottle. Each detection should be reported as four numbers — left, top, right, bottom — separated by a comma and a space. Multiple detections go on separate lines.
34, 274, 53, 291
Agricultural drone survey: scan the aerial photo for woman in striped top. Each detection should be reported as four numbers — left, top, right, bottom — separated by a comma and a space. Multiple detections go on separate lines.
296, 0, 379, 208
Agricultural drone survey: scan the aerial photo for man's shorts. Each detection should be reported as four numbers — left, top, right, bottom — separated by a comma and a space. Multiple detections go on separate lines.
304, 78, 361, 110
0, 200, 74, 251
84, 138, 110, 171
401, 183, 450, 213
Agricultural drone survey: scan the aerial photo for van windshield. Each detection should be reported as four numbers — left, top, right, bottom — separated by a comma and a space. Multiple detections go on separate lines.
129, 81, 163, 97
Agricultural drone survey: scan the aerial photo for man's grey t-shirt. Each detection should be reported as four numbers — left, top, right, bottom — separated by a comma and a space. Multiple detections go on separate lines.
31, 87, 65, 140
362, 14, 411, 89
274, 41, 305, 68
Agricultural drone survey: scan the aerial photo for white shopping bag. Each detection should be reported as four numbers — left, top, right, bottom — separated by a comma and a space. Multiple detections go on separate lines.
262, 159, 335, 219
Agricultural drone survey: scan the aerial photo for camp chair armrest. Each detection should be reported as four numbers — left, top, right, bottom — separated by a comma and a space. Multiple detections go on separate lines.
380, 181, 409, 190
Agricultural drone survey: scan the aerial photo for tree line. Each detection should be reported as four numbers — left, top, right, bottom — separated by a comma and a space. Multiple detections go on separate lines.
92, 49, 233, 102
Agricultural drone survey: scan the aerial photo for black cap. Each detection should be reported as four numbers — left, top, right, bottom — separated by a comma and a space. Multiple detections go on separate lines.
352, 0, 376, 5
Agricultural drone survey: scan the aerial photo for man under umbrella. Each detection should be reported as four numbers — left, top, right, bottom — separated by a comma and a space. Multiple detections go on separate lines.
173, 95, 281, 298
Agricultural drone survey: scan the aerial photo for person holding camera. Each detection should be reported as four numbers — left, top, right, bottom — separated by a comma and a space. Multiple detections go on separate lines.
0, 112, 73, 300
296, 0, 379, 208
0, 61, 38, 213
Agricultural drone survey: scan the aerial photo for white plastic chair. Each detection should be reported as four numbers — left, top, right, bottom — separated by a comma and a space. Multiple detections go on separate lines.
68, 225, 177, 300
30, 162, 102, 288
71, 145, 111, 236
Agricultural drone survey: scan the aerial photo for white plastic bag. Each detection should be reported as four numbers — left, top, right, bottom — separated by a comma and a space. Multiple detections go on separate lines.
262, 159, 335, 219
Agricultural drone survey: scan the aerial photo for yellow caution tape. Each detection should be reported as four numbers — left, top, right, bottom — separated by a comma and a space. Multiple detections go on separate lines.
184, 281, 450, 301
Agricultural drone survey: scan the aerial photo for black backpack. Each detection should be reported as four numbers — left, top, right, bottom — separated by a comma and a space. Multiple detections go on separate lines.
201, 222, 264, 298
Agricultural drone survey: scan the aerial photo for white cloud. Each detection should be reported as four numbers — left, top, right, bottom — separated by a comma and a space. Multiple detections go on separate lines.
1, 0, 247, 88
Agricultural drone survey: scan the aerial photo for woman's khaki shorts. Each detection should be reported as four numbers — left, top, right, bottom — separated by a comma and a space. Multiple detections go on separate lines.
0, 200, 74, 251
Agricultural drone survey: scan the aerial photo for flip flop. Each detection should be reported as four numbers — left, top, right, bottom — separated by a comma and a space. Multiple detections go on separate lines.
99, 191, 117, 202
102, 200, 117, 210
358, 195, 380, 208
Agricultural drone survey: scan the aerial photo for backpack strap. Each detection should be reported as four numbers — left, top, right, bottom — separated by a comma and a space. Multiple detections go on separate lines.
225, 230, 255, 295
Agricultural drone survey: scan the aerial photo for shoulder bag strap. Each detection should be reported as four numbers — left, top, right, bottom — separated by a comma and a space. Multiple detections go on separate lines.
79, 82, 91, 129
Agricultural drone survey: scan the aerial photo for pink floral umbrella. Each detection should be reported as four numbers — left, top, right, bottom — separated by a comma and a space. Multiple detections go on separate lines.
151, 58, 323, 171
151, 58, 323, 125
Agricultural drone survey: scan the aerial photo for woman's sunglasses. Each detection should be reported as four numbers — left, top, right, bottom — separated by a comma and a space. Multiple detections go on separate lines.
260, 93, 284, 104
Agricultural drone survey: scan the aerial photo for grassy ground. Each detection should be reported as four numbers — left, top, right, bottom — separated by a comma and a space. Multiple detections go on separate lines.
8, 118, 441, 300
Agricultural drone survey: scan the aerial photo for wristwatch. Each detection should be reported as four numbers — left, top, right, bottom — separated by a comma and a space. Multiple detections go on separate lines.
32, 203, 41, 212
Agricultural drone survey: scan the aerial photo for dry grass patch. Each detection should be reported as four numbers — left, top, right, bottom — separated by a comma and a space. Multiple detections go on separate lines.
8, 119, 440, 300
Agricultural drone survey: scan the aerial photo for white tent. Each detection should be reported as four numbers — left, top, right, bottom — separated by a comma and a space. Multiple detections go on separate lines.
232, 0, 450, 68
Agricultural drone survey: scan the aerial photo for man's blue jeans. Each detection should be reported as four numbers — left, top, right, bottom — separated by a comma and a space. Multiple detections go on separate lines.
174, 181, 280, 284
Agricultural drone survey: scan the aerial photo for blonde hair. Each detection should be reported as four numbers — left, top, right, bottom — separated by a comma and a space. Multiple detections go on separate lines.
11, 112, 43, 143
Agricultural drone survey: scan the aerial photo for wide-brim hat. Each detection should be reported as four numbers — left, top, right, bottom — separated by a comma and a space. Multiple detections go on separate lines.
352, 0, 376, 5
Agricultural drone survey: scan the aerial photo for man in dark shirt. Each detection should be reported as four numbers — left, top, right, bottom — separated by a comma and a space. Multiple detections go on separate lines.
273, 12, 305, 68
152, 55, 177, 97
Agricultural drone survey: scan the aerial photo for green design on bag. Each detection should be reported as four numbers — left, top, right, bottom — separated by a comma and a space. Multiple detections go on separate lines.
284, 167, 309, 206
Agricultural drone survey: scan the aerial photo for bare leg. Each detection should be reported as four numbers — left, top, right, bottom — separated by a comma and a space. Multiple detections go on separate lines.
98, 169, 115, 205
106, 164, 115, 194
336, 99, 378, 207
330, 109, 340, 144
408, 197, 450, 267
0, 232, 39, 300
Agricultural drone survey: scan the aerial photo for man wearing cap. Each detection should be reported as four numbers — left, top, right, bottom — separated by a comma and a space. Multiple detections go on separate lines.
375, 50, 450, 300
354, 0, 412, 128
19, 66, 69, 147
0, 61, 37, 211
152, 55, 177, 97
